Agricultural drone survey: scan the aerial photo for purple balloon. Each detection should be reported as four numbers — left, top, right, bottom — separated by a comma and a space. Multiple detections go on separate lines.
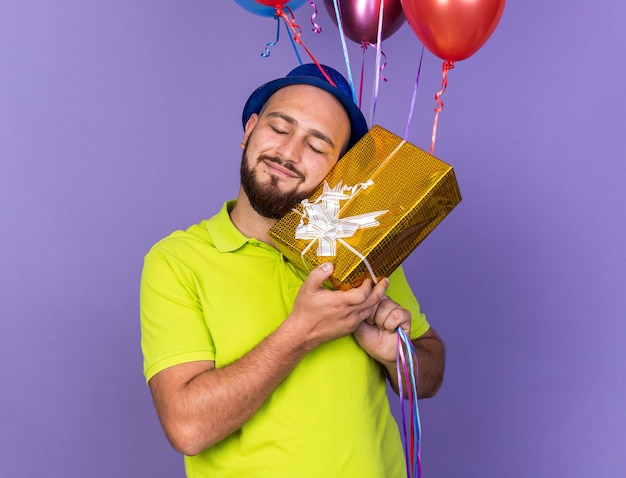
323, 0, 405, 44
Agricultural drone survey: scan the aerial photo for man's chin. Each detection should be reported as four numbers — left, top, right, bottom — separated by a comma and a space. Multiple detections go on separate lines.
249, 189, 310, 220
250, 201, 295, 220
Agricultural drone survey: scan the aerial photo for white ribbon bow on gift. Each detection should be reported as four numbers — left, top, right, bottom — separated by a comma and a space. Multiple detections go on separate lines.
294, 180, 388, 283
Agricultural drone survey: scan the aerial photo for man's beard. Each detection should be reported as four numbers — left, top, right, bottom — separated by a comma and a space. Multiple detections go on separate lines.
240, 146, 312, 220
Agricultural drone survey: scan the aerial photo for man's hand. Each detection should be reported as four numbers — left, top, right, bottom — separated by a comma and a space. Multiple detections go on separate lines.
353, 293, 446, 399
287, 263, 390, 351
352, 295, 411, 367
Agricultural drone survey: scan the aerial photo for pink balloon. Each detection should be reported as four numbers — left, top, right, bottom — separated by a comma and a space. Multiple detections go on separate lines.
323, 0, 406, 45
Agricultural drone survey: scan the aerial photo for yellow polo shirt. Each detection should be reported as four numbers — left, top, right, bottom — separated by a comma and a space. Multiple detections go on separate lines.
140, 200, 430, 478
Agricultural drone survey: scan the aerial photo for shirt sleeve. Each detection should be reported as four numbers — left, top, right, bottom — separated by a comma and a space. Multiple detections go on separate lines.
140, 243, 216, 383
386, 265, 430, 340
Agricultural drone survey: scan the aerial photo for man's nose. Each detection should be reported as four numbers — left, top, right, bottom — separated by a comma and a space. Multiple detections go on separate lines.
275, 135, 303, 163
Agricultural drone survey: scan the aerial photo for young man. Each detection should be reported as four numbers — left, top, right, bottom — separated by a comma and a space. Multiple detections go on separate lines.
140, 64, 445, 477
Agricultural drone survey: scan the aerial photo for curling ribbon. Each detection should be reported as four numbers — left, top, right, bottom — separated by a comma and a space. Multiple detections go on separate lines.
404, 46, 425, 140
359, 42, 388, 110
306, 0, 322, 33
261, 16, 281, 57
295, 180, 388, 283
396, 327, 422, 478
367, 43, 388, 83
275, 6, 336, 86
430, 60, 455, 154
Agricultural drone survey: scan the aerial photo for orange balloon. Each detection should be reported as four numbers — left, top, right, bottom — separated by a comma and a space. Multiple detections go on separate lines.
401, 0, 506, 62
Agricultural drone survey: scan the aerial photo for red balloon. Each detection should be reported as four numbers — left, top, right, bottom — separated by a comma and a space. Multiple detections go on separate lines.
323, 0, 405, 45
254, 0, 289, 6
401, 0, 505, 61
236, 0, 306, 17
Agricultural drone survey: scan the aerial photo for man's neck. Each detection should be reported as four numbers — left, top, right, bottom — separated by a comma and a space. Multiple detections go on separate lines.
229, 186, 278, 246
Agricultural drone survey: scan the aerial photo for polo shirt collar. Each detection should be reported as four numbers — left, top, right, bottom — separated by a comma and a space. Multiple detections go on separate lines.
205, 200, 250, 252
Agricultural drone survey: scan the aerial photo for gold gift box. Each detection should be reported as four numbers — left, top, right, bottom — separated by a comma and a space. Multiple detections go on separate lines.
269, 125, 462, 290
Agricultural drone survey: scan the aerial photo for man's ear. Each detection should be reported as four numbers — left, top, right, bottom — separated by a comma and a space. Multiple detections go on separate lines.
241, 114, 258, 149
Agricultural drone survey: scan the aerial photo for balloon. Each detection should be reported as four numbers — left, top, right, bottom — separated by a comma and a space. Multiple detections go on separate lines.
255, 0, 288, 5
323, 0, 405, 44
233, 0, 306, 17
401, 0, 505, 62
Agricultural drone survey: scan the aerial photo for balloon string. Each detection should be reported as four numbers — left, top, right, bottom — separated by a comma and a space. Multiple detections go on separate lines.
260, 16, 281, 58
306, 0, 322, 33
368, 0, 385, 127
276, 6, 335, 86
360, 42, 388, 118
363, 41, 387, 83
284, 16, 303, 64
397, 332, 411, 477
407, 333, 422, 478
359, 43, 366, 109
367, 44, 388, 83
396, 327, 422, 478
404, 336, 416, 474
331, 0, 357, 103
404, 45, 424, 140
431, 60, 455, 154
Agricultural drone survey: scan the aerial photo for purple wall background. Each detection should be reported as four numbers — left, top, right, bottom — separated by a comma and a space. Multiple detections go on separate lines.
2, 1, 625, 476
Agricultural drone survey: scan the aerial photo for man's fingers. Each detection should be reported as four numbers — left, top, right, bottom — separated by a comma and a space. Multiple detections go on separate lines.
302, 262, 334, 292
352, 278, 389, 323
374, 297, 411, 331
362, 277, 389, 307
